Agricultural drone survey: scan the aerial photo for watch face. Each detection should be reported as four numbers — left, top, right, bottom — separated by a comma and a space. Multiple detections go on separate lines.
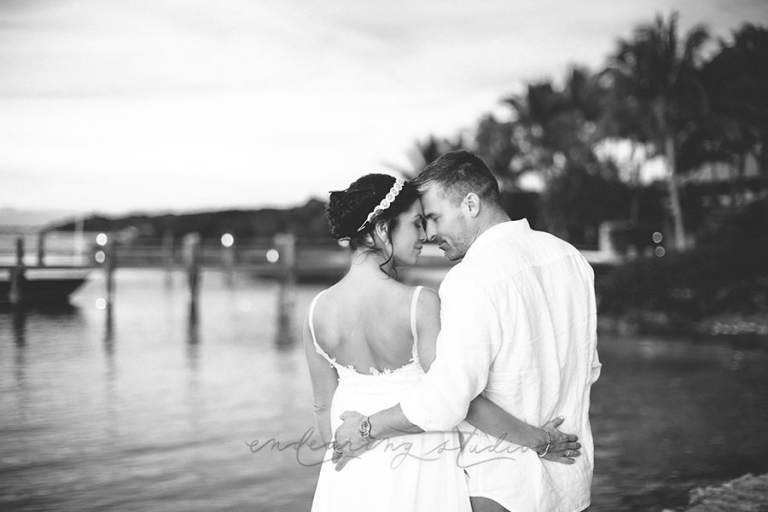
359, 419, 371, 438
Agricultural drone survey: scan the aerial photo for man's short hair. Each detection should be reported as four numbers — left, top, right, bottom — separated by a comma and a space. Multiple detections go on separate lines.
413, 150, 502, 207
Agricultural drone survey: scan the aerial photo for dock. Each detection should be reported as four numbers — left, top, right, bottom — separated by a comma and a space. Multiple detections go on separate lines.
0, 225, 633, 307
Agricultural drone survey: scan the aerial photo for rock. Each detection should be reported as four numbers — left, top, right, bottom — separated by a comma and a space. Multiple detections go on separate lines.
683, 473, 768, 511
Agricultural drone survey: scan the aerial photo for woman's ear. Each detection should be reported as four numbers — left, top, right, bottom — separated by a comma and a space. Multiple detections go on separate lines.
374, 221, 390, 245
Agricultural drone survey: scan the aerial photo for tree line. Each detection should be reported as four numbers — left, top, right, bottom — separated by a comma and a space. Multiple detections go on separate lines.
403, 13, 767, 250
49, 199, 334, 244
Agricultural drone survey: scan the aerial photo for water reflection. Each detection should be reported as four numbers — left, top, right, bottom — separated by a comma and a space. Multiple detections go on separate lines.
185, 314, 202, 443
187, 315, 201, 371
102, 305, 119, 448
11, 310, 27, 392
275, 283, 297, 348
275, 308, 295, 348
12, 308, 26, 346
102, 304, 117, 381
104, 303, 115, 356
188, 301, 199, 329
729, 351, 744, 372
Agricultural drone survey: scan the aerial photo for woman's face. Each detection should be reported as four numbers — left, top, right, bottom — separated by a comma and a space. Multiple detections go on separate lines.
390, 200, 426, 267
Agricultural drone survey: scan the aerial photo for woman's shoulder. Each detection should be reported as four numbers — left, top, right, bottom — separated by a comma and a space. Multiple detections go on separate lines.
320, 278, 436, 312
313, 280, 354, 302
387, 280, 438, 302
414, 285, 440, 315
385, 282, 440, 317
306, 284, 342, 320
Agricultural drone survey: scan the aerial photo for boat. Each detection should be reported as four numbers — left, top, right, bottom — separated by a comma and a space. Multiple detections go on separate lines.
0, 267, 90, 306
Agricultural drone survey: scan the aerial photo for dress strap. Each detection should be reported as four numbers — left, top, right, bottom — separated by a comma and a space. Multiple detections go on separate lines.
308, 290, 335, 367
409, 286, 423, 363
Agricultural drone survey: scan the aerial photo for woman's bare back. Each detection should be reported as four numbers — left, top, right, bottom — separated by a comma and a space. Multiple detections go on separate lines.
311, 278, 420, 375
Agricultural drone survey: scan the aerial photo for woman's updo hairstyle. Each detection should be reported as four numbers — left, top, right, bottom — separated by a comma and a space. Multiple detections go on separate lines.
326, 173, 419, 251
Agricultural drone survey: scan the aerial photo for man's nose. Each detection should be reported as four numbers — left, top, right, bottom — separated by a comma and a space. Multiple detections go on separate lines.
425, 222, 437, 242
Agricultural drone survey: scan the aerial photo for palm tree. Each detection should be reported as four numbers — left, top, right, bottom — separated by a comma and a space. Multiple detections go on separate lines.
601, 12, 710, 250
499, 68, 605, 184
472, 114, 524, 190
388, 134, 466, 178
504, 81, 571, 175
698, 24, 768, 188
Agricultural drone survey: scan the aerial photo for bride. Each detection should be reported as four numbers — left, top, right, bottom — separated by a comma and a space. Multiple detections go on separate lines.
304, 174, 579, 511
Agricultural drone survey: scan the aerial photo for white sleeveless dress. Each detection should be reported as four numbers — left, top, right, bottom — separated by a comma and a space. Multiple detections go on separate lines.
309, 286, 471, 512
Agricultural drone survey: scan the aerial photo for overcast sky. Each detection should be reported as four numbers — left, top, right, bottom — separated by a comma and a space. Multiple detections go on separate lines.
1, 0, 766, 217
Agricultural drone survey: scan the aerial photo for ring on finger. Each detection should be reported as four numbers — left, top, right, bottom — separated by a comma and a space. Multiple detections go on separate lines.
333, 446, 343, 455
565, 449, 571, 458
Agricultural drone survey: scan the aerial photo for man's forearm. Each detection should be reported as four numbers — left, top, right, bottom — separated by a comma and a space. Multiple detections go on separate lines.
368, 403, 424, 440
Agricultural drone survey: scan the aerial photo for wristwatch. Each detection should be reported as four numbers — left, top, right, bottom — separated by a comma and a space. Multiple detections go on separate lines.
359, 416, 378, 441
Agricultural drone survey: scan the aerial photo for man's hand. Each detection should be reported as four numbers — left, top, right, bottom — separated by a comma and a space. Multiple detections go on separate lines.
332, 411, 371, 471
539, 417, 582, 465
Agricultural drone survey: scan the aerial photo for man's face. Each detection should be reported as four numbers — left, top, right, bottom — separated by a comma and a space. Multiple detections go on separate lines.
419, 186, 472, 261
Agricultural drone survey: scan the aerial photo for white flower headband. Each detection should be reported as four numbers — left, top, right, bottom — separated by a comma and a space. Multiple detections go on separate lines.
356, 178, 405, 232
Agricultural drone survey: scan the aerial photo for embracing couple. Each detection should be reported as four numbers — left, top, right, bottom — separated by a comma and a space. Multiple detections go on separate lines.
304, 151, 601, 512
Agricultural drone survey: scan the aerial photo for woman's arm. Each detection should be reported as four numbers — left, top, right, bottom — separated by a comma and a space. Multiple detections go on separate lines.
465, 396, 579, 462
416, 288, 580, 462
303, 310, 338, 447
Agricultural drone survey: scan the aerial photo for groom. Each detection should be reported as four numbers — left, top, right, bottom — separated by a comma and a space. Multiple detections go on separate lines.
333, 151, 601, 512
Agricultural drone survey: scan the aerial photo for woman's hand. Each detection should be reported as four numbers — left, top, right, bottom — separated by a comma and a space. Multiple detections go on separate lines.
537, 417, 581, 465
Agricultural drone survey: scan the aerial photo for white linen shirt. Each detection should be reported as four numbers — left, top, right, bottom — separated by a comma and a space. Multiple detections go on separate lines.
400, 219, 601, 512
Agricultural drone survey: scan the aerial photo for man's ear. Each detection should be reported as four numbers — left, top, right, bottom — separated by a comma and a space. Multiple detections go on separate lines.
464, 193, 481, 218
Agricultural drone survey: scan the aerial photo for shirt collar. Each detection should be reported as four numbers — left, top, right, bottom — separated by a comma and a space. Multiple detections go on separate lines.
464, 219, 531, 259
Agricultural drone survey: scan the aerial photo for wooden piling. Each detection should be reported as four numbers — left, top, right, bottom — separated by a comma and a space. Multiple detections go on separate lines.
222, 241, 235, 287
104, 238, 117, 309
183, 233, 201, 323
274, 233, 297, 346
274, 233, 297, 286
9, 236, 26, 306
163, 230, 174, 287
74, 214, 85, 266
37, 232, 46, 267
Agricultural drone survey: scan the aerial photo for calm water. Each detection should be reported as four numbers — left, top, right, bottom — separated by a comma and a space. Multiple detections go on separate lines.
1, 269, 766, 511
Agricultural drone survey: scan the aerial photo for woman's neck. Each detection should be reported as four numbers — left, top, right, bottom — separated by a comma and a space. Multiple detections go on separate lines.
347, 249, 395, 280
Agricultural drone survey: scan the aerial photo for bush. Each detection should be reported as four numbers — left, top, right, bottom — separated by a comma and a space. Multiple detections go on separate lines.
598, 198, 768, 321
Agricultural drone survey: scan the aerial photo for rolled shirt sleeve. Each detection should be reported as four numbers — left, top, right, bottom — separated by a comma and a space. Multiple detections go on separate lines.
400, 270, 505, 431
590, 342, 602, 384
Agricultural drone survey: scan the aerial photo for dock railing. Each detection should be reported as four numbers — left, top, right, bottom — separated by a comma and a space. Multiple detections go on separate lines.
0, 230, 349, 308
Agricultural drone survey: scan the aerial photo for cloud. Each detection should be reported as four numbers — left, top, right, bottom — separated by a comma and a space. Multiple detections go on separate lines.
1, 0, 766, 212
